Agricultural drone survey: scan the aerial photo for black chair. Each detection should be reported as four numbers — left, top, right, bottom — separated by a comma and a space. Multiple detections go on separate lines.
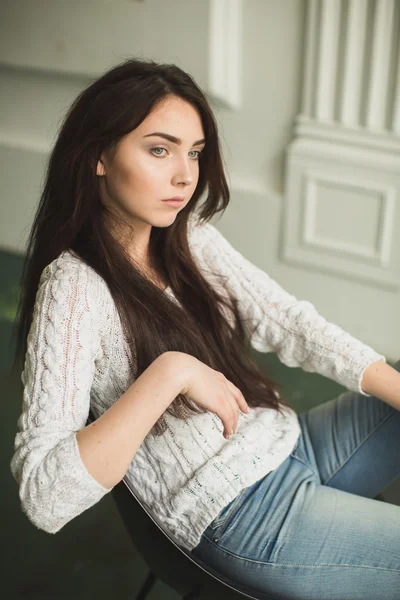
86, 410, 274, 599
112, 474, 387, 600
111, 475, 275, 600
88, 412, 387, 600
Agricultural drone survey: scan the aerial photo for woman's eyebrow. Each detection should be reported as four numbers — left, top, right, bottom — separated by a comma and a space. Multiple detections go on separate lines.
143, 132, 206, 146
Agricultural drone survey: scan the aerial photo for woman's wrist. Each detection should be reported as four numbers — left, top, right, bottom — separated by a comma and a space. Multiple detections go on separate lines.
156, 351, 194, 394
361, 359, 400, 410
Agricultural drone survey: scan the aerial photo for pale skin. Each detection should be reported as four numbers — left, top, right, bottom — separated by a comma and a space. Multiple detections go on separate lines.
361, 359, 400, 410
96, 94, 205, 278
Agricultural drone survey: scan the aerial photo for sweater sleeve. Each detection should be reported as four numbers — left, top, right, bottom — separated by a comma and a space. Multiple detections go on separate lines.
188, 220, 386, 397
10, 257, 113, 534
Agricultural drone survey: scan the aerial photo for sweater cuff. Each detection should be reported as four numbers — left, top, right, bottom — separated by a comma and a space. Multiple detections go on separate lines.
72, 433, 114, 494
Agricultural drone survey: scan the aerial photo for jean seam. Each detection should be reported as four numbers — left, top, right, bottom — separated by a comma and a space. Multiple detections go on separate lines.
201, 533, 400, 571
323, 407, 396, 486
290, 426, 320, 479
290, 453, 319, 478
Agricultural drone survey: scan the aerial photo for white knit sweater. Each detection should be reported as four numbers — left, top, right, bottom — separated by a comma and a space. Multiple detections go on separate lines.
10, 216, 386, 551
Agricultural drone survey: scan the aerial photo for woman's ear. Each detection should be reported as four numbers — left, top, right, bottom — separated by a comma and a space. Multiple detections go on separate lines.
96, 155, 106, 176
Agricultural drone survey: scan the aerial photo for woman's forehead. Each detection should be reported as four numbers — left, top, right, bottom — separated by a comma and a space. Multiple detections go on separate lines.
138, 98, 204, 140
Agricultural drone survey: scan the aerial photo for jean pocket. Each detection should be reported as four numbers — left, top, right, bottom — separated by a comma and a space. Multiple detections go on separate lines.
210, 487, 248, 540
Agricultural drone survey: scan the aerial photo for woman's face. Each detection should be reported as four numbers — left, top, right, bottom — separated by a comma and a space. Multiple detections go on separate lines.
97, 95, 205, 247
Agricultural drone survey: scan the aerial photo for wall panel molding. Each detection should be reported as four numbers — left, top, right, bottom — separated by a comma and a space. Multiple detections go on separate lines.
282, 137, 400, 291
283, 0, 400, 293
208, 0, 243, 109
302, 170, 395, 267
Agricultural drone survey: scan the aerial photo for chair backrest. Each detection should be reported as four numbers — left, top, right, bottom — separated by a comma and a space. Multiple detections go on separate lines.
115, 475, 273, 599
86, 410, 269, 599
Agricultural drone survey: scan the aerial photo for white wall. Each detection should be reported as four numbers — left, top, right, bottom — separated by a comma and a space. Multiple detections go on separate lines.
0, 0, 304, 253
0, 0, 398, 361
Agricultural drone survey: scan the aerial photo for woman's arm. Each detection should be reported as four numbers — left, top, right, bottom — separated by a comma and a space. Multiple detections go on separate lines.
188, 220, 386, 398
10, 261, 188, 533
76, 352, 189, 489
361, 360, 400, 409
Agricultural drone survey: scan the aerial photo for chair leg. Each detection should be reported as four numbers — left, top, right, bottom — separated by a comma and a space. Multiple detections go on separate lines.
136, 570, 157, 600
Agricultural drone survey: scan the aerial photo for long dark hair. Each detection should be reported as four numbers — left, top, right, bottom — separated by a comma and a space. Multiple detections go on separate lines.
11, 57, 292, 435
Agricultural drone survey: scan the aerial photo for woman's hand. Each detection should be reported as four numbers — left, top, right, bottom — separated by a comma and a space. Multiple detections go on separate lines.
165, 351, 250, 439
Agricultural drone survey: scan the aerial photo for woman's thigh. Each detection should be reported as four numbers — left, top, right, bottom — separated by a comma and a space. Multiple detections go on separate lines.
192, 359, 400, 599
299, 358, 400, 498
194, 472, 400, 600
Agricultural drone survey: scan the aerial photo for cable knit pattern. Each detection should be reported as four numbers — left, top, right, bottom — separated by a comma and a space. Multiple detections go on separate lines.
10, 217, 386, 550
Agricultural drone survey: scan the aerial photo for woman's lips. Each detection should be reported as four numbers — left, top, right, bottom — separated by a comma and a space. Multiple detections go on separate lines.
161, 199, 184, 207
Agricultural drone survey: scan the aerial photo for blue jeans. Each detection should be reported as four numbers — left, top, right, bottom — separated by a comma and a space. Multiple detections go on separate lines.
191, 359, 400, 599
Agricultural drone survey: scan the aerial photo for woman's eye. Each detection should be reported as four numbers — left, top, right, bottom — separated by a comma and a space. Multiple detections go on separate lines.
150, 147, 202, 160
150, 147, 167, 157
188, 150, 202, 160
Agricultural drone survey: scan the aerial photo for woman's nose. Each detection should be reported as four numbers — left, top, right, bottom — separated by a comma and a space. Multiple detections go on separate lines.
171, 157, 194, 186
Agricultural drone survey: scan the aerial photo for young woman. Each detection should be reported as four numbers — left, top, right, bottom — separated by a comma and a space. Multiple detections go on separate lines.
10, 58, 400, 599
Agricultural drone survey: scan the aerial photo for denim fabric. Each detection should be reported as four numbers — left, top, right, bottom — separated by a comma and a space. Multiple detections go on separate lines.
191, 359, 400, 599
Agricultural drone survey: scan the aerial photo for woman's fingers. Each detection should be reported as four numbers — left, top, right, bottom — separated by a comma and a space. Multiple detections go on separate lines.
223, 396, 237, 438
222, 381, 248, 436
225, 380, 249, 415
